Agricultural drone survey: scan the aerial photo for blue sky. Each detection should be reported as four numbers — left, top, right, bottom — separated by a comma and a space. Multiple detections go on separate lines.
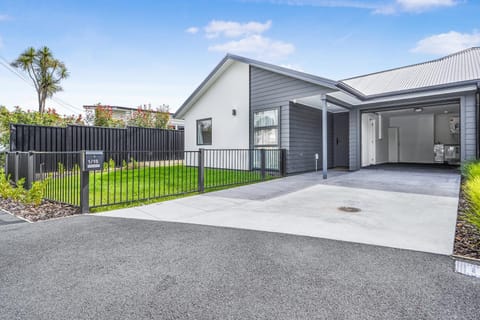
0, 0, 479, 114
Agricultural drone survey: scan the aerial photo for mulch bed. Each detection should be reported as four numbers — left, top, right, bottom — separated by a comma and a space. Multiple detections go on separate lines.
454, 184, 480, 259
0, 198, 80, 222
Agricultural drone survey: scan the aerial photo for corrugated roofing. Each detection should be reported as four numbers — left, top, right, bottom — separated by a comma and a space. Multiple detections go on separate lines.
340, 47, 480, 97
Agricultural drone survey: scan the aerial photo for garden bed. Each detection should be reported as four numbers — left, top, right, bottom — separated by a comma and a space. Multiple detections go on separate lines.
454, 182, 480, 259
0, 197, 79, 222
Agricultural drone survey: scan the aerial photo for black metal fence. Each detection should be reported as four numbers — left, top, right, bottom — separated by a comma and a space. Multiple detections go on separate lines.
10, 149, 286, 211
10, 123, 184, 153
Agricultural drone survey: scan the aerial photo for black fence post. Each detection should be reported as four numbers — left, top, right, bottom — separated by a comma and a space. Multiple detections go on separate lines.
198, 148, 205, 193
10, 124, 16, 152
4, 152, 8, 177
281, 149, 287, 177
260, 149, 266, 180
26, 152, 34, 189
80, 151, 90, 213
14, 152, 19, 183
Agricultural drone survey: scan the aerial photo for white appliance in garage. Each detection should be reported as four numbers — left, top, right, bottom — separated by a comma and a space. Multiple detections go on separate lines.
434, 144, 445, 163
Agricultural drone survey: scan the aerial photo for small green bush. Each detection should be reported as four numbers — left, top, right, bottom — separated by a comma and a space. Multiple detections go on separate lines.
103, 158, 116, 170
57, 162, 65, 174
464, 175, 480, 230
0, 170, 48, 206
26, 179, 49, 206
461, 161, 480, 180
463, 161, 480, 230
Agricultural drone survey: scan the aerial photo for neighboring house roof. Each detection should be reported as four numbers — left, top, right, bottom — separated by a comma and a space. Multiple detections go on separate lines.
175, 54, 338, 118
83, 105, 165, 113
338, 47, 480, 99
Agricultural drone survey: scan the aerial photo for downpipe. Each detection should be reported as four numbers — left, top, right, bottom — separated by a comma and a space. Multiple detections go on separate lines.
477, 83, 480, 159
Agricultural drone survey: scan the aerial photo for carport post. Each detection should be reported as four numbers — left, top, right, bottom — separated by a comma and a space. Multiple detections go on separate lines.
321, 94, 328, 179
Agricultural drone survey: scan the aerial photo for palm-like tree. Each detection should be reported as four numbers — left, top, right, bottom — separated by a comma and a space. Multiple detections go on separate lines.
11, 46, 69, 113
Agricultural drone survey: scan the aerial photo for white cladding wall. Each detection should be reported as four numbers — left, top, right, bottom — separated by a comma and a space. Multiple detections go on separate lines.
184, 61, 250, 152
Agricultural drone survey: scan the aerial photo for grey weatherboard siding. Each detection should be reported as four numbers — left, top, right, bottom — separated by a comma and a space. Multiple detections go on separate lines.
250, 66, 338, 173
461, 94, 477, 161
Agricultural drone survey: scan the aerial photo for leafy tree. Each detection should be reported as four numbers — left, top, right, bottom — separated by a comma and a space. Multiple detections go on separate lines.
11, 46, 69, 113
0, 106, 83, 148
128, 104, 170, 129
90, 104, 125, 128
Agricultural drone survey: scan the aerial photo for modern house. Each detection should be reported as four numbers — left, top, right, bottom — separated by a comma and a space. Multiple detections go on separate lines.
84, 105, 185, 130
175, 48, 479, 175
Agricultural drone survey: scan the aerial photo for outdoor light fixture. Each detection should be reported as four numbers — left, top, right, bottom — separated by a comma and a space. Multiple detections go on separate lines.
232, 109, 237, 116
414, 107, 423, 113
444, 110, 449, 114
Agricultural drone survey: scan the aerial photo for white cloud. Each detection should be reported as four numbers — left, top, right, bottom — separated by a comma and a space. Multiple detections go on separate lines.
411, 31, 480, 55
204, 20, 272, 38
396, 0, 458, 12
256, 1, 379, 10
208, 34, 295, 59
0, 14, 10, 21
185, 27, 199, 34
244, 0, 461, 14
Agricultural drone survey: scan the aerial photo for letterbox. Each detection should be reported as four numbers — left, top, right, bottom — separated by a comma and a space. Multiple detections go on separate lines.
80, 151, 104, 171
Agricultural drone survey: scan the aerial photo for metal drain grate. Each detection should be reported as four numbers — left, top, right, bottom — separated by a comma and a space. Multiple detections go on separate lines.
338, 206, 361, 213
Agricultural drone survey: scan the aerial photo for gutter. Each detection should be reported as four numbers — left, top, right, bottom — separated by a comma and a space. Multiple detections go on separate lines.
337, 79, 480, 102
477, 83, 480, 159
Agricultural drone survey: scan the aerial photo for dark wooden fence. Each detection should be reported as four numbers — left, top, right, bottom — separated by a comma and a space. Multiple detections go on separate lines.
8, 124, 184, 174
10, 124, 184, 153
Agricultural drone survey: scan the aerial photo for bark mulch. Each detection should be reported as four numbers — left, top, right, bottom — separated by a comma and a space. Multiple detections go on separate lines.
0, 198, 80, 222
454, 185, 480, 259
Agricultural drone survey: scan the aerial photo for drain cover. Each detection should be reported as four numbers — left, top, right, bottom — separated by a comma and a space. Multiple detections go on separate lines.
338, 206, 361, 213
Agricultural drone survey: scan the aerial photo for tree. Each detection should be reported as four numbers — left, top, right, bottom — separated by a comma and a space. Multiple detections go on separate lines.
128, 104, 170, 129
11, 46, 69, 113
0, 106, 83, 148
90, 104, 124, 128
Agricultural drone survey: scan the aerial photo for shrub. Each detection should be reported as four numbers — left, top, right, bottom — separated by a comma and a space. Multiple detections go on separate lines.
463, 161, 480, 230
0, 106, 83, 149
103, 158, 116, 170
0, 170, 48, 206
25, 179, 49, 206
461, 161, 480, 180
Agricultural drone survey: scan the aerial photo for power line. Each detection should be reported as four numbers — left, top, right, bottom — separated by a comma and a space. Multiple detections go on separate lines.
0, 55, 84, 114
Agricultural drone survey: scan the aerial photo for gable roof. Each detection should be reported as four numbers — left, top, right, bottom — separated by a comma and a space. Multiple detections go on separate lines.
175, 54, 337, 118
338, 47, 480, 99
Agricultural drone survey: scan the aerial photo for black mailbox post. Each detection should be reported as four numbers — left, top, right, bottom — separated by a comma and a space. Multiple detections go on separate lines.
80, 151, 104, 213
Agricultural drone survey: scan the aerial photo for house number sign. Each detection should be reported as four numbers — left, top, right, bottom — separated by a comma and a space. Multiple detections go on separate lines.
81, 151, 104, 171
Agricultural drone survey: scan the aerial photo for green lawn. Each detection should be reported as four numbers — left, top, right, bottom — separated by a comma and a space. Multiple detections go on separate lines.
43, 165, 276, 211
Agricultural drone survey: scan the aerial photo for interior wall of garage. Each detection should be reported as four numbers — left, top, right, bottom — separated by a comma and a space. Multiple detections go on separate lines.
389, 114, 435, 163
376, 115, 389, 164
435, 113, 460, 145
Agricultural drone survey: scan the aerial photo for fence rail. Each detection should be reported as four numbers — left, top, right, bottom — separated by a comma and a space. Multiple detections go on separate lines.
5, 149, 286, 212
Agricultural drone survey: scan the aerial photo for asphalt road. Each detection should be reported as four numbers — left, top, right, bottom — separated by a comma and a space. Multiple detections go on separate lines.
0, 215, 479, 320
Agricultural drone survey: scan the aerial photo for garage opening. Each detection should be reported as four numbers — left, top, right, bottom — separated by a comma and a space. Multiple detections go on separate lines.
361, 103, 460, 167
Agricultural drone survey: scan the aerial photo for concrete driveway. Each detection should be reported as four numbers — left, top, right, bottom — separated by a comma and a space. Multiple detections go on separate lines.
100, 165, 461, 255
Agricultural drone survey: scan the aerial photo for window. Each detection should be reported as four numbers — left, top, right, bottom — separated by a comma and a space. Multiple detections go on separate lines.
253, 108, 279, 147
197, 118, 212, 145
